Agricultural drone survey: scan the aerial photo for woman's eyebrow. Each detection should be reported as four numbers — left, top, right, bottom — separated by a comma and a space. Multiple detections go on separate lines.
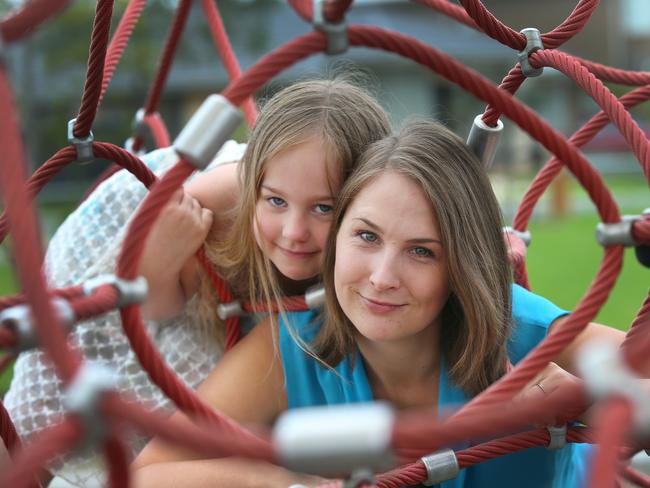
352, 217, 442, 245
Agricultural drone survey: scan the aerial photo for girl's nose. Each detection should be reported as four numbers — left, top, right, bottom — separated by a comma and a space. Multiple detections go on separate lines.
282, 211, 310, 242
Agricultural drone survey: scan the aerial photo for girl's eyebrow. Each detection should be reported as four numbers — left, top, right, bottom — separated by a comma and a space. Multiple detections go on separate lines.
261, 184, 335, 201
352, 217, 442, 245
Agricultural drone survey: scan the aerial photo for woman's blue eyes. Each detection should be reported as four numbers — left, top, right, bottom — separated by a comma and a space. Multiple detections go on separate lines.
411, 247, 434, 258
356, 231, 435, 258
358, 231, 378, 243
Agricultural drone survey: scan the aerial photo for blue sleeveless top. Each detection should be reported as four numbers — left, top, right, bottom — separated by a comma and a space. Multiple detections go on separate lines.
279, 284, 591, 487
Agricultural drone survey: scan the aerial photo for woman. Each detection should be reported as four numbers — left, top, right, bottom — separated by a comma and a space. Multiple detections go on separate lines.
133, 120, 622, 486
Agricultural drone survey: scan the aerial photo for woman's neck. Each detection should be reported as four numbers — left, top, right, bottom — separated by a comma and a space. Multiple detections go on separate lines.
357, 325, 441, 410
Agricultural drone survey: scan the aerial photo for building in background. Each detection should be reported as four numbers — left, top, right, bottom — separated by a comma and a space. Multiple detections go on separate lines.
3, 0, 649, 206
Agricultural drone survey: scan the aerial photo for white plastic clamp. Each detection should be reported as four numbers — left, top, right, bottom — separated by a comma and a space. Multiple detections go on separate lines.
421, 448, 459, 486
304, 284, 325, 309
466, 115, 504, 168
503, 226, 532, 247
173, 94, 242, 170
217, 300, 244, 320
274, 402, 395, 476
0, 298, 75, 352
313, 0, 348, 55
578, 340, 650, 438
596, 215, 642, 247
546, 424, 567, 450
518, 28, 544, 77
83, 274, 148, 307
64, 362, 118, 449
67, 118, 95, 163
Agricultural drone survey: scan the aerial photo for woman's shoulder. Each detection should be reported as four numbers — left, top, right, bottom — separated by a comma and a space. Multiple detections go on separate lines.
511, 284, 569, 330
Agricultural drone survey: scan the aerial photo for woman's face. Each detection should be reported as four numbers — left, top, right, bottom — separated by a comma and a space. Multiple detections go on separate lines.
334, 171, 451, 344
254, 136, 341, 282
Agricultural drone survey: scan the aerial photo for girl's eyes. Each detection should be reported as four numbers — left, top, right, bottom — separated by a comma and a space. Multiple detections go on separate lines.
314, 203, 333, 215
267, 196, 286, 207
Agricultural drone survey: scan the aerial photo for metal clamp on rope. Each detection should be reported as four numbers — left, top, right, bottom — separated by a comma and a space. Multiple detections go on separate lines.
83, 275, 148, 307
578, 340, 650, 438
467, 115, 504, 168
274, 402, 395, 476
546, 424, 567, 450
173, 94, 242, 170
313, 0, 348, 55
518, 28, 543, 77
0, 298, 75, 352
596, 215, 641, 247
503, 226, 532, 247
305, 284, 325, 309
634, 208, 650, 268
67, 118, 95, 163
64, 362, 118, 450
421, 448, 459, 486
217, 300, 244, 320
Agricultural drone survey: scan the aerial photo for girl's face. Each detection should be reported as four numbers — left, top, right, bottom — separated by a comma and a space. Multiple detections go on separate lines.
334, 171, 451, 344
254, 136, 341, 282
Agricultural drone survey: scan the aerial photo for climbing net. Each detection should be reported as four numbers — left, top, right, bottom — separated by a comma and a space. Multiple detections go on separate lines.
1, 0, 650, 487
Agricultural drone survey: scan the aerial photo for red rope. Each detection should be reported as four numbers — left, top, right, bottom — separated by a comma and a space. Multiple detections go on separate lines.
513, 84, 650, 230
143, 0, 192, 114
98, 0, 148, 109
72, 0, 115, 138
0, 419, 82, 488
0, 0, 71, 43
0, 70, 81, 384
531, 50, 650, 182
201, 0, 257, 127
589, 397, 634, 488
0, 399, 22, 454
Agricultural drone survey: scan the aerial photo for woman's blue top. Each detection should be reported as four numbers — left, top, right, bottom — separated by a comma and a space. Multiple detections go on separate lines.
279, 284, 591, 488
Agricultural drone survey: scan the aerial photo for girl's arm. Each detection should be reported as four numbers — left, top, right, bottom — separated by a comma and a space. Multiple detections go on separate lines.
138, 163, 240, 320
132, 319, 325, 487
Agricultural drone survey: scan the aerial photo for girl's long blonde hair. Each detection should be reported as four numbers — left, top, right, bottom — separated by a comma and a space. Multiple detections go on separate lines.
317, 120, 512, 395
196, 79, 391, 345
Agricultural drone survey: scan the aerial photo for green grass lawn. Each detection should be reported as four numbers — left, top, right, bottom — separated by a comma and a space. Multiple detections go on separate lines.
0, 210, 647, 395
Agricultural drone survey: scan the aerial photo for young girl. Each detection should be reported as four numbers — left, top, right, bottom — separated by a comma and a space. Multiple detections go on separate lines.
133, 120, 624, 487
4, 79, 391, 486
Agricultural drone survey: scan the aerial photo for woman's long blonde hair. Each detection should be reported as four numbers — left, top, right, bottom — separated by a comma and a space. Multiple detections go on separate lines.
195, 79, 391, 345
317, 119, 512, 395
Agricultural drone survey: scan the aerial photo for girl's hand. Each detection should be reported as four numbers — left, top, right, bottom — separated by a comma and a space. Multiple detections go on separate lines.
143, 190, 213, 275
138, 190, 213, 320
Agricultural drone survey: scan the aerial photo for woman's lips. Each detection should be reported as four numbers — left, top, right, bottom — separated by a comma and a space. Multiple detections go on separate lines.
360, 294, 405, 314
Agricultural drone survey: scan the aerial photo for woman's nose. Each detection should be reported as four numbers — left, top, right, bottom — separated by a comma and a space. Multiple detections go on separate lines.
369, 251, 400, 290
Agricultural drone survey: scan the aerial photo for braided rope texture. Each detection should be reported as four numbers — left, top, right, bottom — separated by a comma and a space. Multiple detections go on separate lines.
1, 0, 650, 486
